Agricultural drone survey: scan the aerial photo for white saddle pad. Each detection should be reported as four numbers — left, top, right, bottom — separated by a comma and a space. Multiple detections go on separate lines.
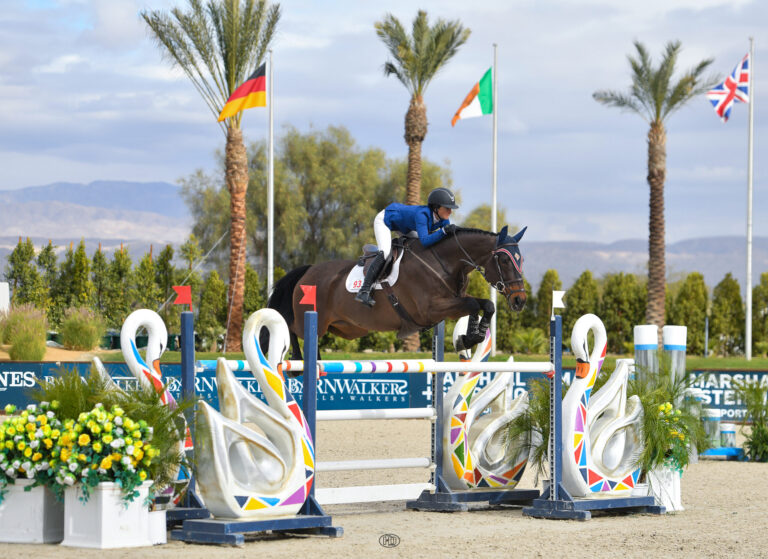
345, 251, 404, 293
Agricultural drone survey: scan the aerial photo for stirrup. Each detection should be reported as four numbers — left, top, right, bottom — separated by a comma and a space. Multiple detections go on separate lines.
355, 289, 376, 307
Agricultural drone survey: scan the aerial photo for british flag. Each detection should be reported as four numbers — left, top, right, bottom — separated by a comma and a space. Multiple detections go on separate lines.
707, 53, 750, 122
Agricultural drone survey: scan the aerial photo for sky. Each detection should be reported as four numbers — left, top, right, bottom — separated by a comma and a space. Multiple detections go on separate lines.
0, 0, 765, 244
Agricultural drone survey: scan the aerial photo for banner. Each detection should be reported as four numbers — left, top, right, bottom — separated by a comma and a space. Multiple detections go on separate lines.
0, 363, 764, 421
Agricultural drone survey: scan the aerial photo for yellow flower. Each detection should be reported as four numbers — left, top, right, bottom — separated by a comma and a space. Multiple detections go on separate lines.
133, 448, 144, 461
6, 427, 15, 437
135, 441, 143, 449
78, 453, 87, 462
60, 448, 71, 462
78, 434, 91, 446
4, 441, 12, 450
102, 434, 113, 444
51, 429, 60, 439
139, 470, 147, 481
32, 452, 42, 462
36, 415, 47, 425
92, 442, 102, 453
113, 407, 124, 417
91, 425, 101, 435
132, 430, 141, 440
43, 438, 53, 449
16, 441, 26, 451
60, 433, 71, 446
100, 457, 113, 470
26, 423, 35, 433
23, 447, 32, 458
125, 437, 133, 446
103, 422, 113, 433
111, 452, 121, 462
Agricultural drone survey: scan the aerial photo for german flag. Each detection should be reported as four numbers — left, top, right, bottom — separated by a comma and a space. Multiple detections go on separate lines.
217, 63, 266, 122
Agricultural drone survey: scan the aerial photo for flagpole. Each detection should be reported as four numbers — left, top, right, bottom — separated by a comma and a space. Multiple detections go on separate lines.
746, 37, 755, 360
490, 43, 498, 356
267, 49, 275, 298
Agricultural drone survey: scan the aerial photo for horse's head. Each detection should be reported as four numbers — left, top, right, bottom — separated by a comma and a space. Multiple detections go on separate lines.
488, 225, 527, 312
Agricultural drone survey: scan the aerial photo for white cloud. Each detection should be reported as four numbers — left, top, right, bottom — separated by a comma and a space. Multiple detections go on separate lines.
34, 54, 88, 73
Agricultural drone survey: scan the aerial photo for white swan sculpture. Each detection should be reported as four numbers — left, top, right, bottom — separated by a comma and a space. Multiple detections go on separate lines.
442, 316, 530, 490
195, 309, 315, 518
562, 314, 644, 497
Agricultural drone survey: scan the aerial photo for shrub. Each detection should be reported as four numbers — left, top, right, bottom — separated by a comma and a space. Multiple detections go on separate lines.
1, 304, 47, 347
733, 379, 768, 462
59, 307, 106, 351
8, 323, 46, 361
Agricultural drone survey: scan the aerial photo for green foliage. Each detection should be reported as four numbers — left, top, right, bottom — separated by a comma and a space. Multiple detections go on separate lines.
91, 247, 109, 316
733, 379, 768, 462
59, 307, 106, 351
563, 271, 600, 342
104, 247, 133, 329
668, 272, 709, 355
751, 272, 768, 357
155, 245, 181, 333
496, 277, 534, 353
197, 271, 227, 351
374, 10, 470, 98
534, 269, 562, 334
510, 328, 548, 354
2, 304, 47, 361
133, 251, 161, 310
243, 264, 266, 324
30, 367, 193, 497
629, 358, 708, 474
358, 331, 399, 352
4, 237, 46, 308
459, 204, 510, 232
710, 272, 744, 356
600, 273, 646, 353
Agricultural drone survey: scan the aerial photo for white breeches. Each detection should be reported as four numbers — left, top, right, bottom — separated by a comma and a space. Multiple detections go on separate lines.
373, 210, 392, 258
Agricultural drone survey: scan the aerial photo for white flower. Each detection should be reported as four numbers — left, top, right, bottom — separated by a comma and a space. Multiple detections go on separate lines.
11, 460, 20, 469
13, 435, 22, 442
68, 463, 78, 472
115, 427, 124, 436
30, 440, 40, 450
147, 427, 153, 435
26, 405, 35, 412
98, 468, 106, 475
114, 417, 123, 426
125, 445, 134, 456
34, 429, 44, 439
5, 469, 14, 477
121, 456, 131, 466
110, 438, 124, 449
39, 462, 49, 471
46, 411, 54, 419
64, 474, 75, 486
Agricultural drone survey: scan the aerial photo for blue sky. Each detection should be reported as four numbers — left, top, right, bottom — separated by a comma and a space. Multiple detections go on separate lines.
0, 0, 765, 243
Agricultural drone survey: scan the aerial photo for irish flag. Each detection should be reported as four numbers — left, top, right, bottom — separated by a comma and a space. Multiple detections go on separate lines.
451, 67, 493, 126
217, 63, 266, 122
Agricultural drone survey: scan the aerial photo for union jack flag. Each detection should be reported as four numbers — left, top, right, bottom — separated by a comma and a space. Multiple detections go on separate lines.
707, 53, 750, 123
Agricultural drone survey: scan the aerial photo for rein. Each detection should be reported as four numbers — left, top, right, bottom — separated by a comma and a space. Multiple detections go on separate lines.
452, 234, 526, 295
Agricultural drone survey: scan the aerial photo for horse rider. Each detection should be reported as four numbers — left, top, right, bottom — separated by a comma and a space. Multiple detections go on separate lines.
355, 187, 459, 307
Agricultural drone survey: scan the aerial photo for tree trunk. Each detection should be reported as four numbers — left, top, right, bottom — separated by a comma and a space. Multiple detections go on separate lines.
402, 95, 428, 351
646, 121, 667, 336
404, 95, 427, 206
225, 125, 249, 352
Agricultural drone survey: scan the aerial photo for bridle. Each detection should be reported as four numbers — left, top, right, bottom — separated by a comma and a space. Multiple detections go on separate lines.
452, 235, 526, 300
491, 243, 526, 299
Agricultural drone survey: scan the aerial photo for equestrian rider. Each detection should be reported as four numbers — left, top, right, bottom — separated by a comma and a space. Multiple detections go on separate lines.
355, 187, 459, 307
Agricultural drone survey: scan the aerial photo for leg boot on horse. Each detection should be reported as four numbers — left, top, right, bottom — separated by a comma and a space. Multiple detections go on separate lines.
355, 251, 386, 307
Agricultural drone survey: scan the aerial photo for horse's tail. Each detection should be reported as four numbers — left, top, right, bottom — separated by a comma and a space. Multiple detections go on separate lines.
267, 264, 312, 327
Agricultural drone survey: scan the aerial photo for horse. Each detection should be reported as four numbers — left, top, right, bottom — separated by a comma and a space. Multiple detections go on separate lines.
266, 225, 528, 359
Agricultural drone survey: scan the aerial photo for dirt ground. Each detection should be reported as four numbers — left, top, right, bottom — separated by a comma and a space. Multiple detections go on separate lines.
0, 417, 765, 559
0, 344, 116, 363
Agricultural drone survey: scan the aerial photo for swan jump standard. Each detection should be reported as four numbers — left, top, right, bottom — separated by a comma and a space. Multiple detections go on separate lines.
521, 315, 665, 520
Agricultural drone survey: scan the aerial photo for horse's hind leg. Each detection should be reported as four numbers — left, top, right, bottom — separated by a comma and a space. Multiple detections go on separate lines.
290, 332, 303, 361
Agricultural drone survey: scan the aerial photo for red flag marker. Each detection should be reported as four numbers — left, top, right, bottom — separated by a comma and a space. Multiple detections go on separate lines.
299, 285, 317, 312
172, 285, 193, 311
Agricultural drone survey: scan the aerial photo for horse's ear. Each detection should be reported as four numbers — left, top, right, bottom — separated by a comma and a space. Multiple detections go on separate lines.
496, 226, 509, 246
510, 226, 527, 243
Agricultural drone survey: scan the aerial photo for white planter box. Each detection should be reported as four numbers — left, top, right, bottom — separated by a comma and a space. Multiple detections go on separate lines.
62, 481, 152, 549
148, 509, 167, 545
647, 466, 683, 512
0, 479, 64, 543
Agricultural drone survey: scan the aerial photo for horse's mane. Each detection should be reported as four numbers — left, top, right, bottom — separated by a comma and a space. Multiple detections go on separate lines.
455, 227, 497, 238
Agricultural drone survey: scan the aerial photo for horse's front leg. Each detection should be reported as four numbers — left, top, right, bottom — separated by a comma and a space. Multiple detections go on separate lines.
455, 298, 495, 351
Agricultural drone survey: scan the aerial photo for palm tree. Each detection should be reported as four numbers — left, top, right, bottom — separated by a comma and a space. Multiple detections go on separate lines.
375, 11, 470, 205
142, 0, 280, 351
594, 41, 717, 333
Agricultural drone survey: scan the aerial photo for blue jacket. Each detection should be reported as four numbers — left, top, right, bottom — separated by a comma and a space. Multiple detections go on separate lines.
384, 203, 450, 248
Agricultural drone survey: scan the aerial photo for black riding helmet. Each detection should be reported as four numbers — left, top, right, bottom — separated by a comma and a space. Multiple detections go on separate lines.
427, 187, 459, 211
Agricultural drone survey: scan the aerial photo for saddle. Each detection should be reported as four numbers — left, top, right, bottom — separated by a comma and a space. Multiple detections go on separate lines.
358, 236, 406, 277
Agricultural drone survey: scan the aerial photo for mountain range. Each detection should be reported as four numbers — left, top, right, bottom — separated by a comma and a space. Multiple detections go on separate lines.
0, 180, 765, 293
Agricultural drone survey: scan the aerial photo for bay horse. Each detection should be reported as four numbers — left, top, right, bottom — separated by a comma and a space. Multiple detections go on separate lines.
266, 226, 528, 359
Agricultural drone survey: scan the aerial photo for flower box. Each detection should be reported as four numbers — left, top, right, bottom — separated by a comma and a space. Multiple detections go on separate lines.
148, 509, 167, 545
61, 481, 152, 548
647, 466, 683, 512
0, 479, 64, 543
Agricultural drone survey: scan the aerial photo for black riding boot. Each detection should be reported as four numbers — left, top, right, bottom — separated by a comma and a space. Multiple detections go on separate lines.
355, 251, 386, 307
